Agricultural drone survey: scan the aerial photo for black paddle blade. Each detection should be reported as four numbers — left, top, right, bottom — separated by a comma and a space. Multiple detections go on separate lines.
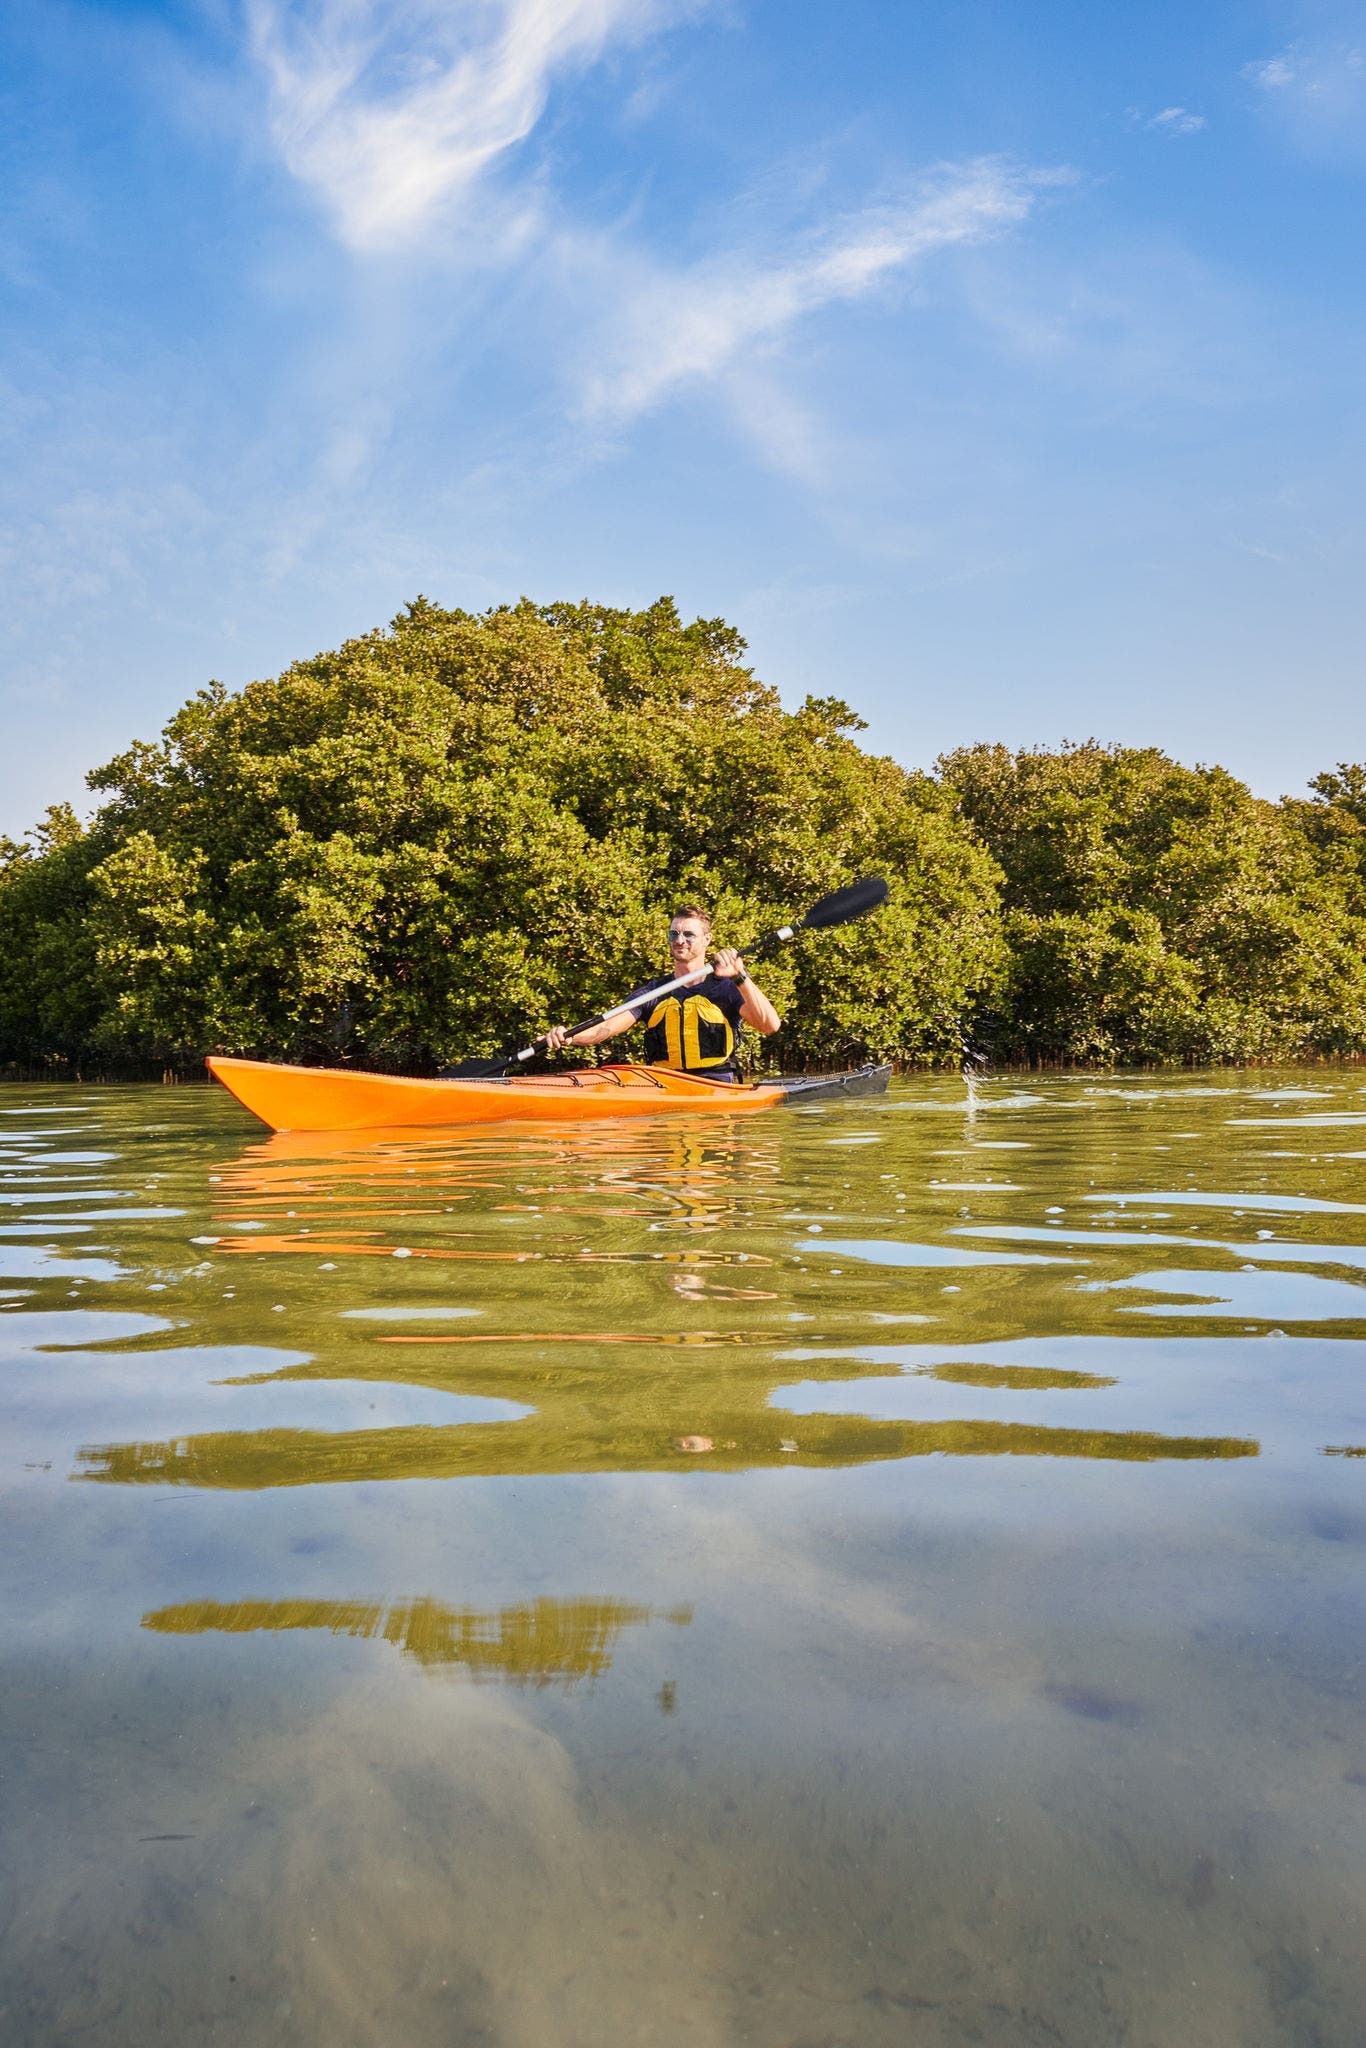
439, 1054, 515, 1079
799, 875, 890, 931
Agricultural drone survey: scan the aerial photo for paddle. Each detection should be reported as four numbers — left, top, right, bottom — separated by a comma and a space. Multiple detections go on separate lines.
442, 876, 890, 1079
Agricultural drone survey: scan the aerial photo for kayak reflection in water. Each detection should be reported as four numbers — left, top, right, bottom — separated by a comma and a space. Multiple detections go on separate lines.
544, 904, 782, 1081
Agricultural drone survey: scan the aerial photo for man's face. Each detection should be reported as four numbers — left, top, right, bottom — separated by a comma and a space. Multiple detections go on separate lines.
667, 917, 710, 975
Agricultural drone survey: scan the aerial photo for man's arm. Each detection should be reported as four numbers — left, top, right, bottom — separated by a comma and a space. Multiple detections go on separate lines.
712, 949, 781, 1035
544, 1010, 637, 1053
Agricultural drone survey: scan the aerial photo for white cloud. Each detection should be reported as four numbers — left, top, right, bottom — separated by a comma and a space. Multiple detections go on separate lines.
1126, 105, 1206, 135
1245, 56, 1296, 91
248, 0, 695, 250
1242, 40, 1366, 152
236, 15, 1061, 492
580, 160, 1046, 426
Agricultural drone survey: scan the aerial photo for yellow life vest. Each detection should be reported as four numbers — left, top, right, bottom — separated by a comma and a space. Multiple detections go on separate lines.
643, 991, 737, 1072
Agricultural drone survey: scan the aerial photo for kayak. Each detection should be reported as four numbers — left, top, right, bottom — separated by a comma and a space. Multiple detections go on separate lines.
206, 1055, 891, 1133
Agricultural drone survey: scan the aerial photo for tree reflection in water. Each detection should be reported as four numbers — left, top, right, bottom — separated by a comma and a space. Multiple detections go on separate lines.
141, 1595, 691, 1686
74, 1117, 1262, 1490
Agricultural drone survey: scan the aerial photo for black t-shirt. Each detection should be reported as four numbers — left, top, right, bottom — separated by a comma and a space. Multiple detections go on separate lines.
628, 972, 745, 1078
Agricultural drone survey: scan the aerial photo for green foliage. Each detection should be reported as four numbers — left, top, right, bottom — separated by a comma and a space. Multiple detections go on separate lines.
7, 610, 1364, 1075
1280, 762, 1366, 921
0, 807, 106, 1061
939, 742, 1366, 1063
0, 598, 1002, 1072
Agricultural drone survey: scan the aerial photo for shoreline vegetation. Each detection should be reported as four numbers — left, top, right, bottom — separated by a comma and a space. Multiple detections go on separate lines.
2, 595, 1364, 1080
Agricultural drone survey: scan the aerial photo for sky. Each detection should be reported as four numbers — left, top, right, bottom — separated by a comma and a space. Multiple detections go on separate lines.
2, 0, 1364, 837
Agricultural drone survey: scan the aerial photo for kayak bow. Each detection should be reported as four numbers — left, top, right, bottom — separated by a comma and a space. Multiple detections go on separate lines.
206, 1056, 891, 1133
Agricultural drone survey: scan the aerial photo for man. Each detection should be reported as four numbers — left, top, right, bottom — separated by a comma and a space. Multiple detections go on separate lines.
544, 904, 781, 1079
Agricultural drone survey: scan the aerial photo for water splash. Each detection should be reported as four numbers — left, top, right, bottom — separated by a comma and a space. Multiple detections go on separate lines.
960, 1027, 988, 1116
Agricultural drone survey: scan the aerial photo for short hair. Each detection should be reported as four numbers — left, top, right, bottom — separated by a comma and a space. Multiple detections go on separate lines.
669, 904, 712, 930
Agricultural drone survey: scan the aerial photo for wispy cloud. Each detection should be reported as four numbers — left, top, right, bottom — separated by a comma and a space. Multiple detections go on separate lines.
248, 0, 696, 250
953, 227, 1269, 421
1124, 105, 1206, 135
1151, 106, 1206, 135
1242, 39, 1366, 152
238, 15, 1062, 493
1245, 56, 1297, 92
579, 160, 1049, 427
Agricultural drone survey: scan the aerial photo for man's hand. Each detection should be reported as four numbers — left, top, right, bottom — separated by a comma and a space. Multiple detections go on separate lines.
544, 1012, 636, 1053
713, 949, 782, 1035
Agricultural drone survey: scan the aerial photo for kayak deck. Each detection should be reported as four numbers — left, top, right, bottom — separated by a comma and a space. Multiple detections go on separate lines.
206, 1056, 890, 1133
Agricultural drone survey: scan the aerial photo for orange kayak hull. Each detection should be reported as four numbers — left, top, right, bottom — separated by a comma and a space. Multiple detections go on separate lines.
207, 1056, 789, 1132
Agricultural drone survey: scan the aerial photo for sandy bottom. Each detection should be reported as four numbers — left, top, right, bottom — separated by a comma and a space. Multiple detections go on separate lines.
3, 1604, 1363, 2048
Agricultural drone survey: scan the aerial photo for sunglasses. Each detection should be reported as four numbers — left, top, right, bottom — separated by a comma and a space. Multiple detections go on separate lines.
668, 929, 707, 944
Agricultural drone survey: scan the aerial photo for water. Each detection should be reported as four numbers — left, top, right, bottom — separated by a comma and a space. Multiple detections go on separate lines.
2, 1070, 1364, 2046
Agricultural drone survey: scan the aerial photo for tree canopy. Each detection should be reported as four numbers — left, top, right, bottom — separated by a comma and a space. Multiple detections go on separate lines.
0, 598, 1002, 1073
2, 602, 1363, 1074
938, 741, 1366, 1063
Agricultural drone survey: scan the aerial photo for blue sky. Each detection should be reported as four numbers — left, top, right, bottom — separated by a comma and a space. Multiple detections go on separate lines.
2, 0, 1363, 837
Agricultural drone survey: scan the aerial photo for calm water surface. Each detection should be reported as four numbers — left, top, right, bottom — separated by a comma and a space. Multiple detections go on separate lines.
2, 1071, 1364, 2046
